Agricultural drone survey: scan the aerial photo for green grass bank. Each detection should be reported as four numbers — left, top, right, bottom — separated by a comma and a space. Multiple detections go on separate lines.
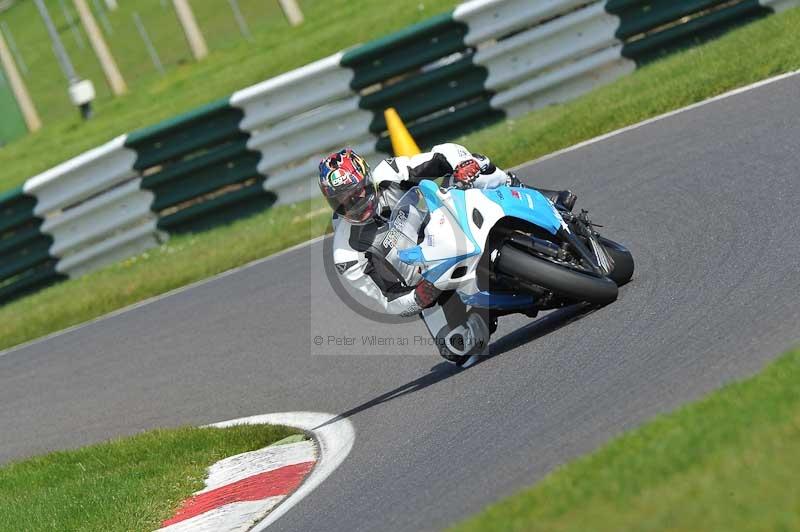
0, 423, 301, 532
0, 196, 331, 351
451, 346, 800, 532
0, 0, 460, 190
464, 5, 800, 169
0, 7, 798, 352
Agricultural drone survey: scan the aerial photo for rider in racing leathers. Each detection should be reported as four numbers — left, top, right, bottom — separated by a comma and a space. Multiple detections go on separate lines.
318, 144, 576, 364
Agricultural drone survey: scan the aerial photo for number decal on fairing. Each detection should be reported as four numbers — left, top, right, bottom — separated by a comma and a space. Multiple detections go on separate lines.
382, 230, 400, 249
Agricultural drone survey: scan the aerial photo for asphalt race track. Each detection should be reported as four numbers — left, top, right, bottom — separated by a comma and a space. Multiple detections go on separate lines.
1, 74, 799, 531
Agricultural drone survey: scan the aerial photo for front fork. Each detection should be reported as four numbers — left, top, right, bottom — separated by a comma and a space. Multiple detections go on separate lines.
558, 209, 614, 276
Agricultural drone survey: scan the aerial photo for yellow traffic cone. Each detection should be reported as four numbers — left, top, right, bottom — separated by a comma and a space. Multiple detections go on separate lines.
384, 107, 421, 157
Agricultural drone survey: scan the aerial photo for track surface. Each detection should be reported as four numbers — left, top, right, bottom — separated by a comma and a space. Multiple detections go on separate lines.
2, 75, 799, 531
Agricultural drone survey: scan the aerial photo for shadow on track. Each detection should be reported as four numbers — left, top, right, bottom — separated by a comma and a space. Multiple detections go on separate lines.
313, 361, 460, 430
485, 303, 596, 360
313, 303, 595, 431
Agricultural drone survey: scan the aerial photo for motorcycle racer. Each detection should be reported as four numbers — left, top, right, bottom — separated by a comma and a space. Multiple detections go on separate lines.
318, 144, 576, 364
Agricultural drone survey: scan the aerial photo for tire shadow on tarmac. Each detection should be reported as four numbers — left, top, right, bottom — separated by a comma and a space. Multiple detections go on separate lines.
313, 303, 596, 431
484, 303, 597, 361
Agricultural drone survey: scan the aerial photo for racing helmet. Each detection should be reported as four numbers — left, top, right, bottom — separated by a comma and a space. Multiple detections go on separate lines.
318, 149, 377, 225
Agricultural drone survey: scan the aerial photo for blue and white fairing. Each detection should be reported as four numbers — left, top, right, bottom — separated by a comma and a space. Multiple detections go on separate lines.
391, 180, 565, 310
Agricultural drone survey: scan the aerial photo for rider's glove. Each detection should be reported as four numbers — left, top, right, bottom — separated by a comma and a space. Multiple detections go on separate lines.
414, 279, 441, 309
452, 159, 481, 188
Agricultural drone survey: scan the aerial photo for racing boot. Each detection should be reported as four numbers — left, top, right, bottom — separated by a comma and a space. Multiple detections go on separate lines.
436, 312, 491, 367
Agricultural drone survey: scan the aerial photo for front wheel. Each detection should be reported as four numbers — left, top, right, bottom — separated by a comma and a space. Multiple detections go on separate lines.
599, 237, 634, 286
496, 245, 618, 304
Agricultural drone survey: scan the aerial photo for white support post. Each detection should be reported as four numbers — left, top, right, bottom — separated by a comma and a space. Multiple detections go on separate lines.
172, 0, 208, 60
0, 29, 41, 132
73, 0, 127, 95
278, 0, 304, 26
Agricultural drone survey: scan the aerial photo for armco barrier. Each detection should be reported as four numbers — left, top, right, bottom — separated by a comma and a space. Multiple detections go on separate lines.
609, 0, 773, 63
21, 135, 159, 279
468, 1, 635, 117
0, 187, 62, 302
1, 0, 798, 304
125, 99, 270, 234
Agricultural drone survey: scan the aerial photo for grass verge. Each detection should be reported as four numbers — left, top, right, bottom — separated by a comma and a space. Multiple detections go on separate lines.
462, 6, 800, 169
1, 8, 799, 351
0, 197, 331, 351
450, 347, 800, 532
0, 423, 302, 532
0, 0, 460, 190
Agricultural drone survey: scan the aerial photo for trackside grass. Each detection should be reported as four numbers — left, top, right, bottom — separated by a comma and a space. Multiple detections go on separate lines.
0, 197, 331, 351
0, 7, 799, 351
0, 423, 301, 532
463, 5, 800, 170
450, 347, 800, 532
0, 0, 460, 190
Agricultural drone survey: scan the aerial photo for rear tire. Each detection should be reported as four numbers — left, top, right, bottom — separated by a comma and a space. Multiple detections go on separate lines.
496, 245, 618, 304
599, 237, 634, 286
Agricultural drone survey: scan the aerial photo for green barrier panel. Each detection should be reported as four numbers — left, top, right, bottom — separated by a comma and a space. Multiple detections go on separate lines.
360, 55, 492, 134
342, 12, 469, 90
0, 70, 27, 146
0, 237, 53, 282
621, 0, 770, 62
143, 139, 261, 211
0, 260, 64, 305
157, 180, 275, 234
0, 187, 38, 233
130, 97, 268, 233
0, 223, 42, 257
0, 187, 56, 289
344, 11, 502, 159
609, 0, 729, 39
608, 0, 772, 62
375, 99, 504, 154
126, 98, 246, 170
0, 187, 62, 305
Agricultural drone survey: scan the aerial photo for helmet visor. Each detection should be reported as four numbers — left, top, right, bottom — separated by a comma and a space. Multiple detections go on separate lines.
327, 185, 377, 225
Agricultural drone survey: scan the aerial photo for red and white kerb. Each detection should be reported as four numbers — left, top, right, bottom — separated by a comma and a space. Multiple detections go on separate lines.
157, 440, 316, 532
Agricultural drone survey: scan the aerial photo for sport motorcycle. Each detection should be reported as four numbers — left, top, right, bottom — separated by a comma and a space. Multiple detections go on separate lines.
386, 180, 634, 364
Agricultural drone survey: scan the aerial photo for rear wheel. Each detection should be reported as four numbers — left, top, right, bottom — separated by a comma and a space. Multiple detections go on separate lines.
496, 244, 618, 304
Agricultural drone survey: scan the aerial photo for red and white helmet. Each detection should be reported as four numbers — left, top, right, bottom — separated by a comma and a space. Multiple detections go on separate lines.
318, 149, 377, 225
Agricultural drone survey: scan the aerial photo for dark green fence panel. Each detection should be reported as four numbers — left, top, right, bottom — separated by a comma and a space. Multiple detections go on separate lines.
0, 187, 38, 234
360, 55, 492, 134
609, 0, 729, 38
143, 139, 261, 212
157, 181, 275, 234
125, 98, 246, 170
0, 188, 63, 305
0, 237, 52, 281
343, 11, 505, 156
0, 223, 41, 257
376, 100, 504, 154
0, 260, 63, 304
342, 12, 469, 90
608, 0, 772, 63
129, 98, 270, 233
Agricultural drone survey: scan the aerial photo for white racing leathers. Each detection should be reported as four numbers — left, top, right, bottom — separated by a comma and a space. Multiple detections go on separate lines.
331, 143, 507, 360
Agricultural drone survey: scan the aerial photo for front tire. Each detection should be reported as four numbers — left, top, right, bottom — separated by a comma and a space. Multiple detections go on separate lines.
496, 245, 618, 304
599, 237, 634, 286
